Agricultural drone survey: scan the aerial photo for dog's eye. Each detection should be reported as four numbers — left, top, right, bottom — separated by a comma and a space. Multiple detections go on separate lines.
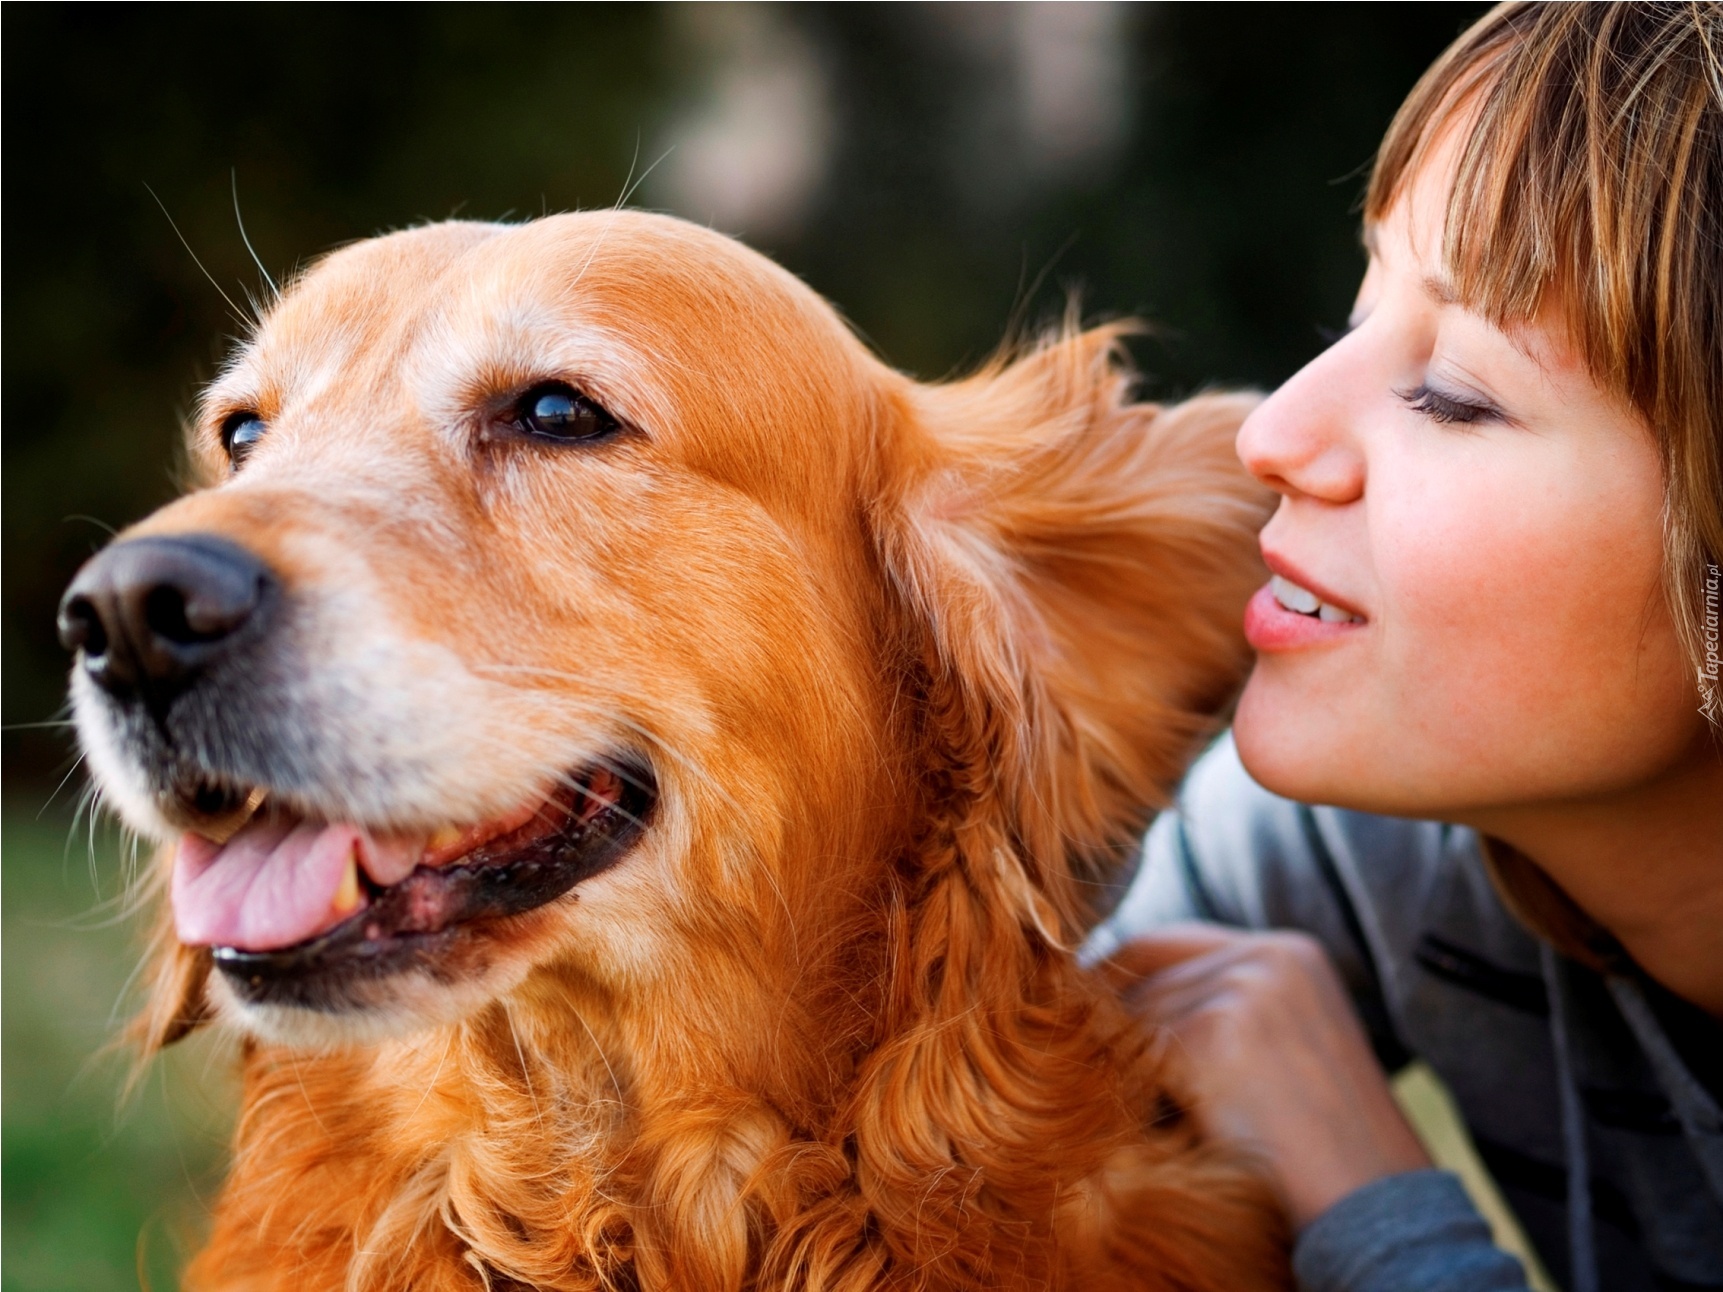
514, 383, 619, 443
221, 412, 268, 467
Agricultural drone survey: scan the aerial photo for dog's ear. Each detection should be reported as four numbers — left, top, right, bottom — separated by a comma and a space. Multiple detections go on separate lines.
846, 352, 1281, 1284
128, 897, 212, 1060
876, 324, 1271, 939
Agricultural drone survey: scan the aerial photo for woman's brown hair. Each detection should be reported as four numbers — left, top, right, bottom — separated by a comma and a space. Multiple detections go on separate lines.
1367, 1, 1723, 729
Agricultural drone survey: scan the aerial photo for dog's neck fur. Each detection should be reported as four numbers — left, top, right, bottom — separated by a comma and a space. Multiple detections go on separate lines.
183, 655, 1286, 1292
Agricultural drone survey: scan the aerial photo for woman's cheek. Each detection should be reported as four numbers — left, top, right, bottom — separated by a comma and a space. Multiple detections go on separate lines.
1377, 451, 1687, 798
1380, 497, 1556, 735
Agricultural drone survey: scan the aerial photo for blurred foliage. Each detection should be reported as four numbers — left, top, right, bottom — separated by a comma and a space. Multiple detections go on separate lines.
2, 4, 1486, 1285
2, 807, 237, 1291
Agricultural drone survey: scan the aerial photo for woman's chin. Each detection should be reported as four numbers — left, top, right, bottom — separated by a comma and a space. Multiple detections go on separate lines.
1235, 679, 1461, 819
1233, 671, 1371, 809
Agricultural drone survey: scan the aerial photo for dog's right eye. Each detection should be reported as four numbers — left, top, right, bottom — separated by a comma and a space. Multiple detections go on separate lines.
221, 412, 268, 467
512, 382, 620, 444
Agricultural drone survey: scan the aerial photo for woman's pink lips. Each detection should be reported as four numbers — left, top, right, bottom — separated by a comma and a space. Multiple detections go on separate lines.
1243, 582, 1367, 652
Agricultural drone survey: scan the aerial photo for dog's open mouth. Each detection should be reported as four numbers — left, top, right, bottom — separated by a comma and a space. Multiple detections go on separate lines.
172, 760, 655, 1005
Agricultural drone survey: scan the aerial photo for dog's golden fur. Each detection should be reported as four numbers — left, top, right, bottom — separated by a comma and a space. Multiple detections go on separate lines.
88, 211, 1286, 1289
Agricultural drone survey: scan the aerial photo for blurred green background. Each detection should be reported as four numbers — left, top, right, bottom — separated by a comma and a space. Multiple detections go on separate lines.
3, 4, 1485, 1287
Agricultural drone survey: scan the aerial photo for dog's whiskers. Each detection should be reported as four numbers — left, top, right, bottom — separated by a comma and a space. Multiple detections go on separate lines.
144, 183, 255, 331
504, 1006, 545, 1135
561, 140, 677, 299
567, 1004, 625, 1108
38, 751, 89, 819
404, 1029, 457, 1126
230, 169, 279, 301
286, 1049, 334, 1137
547, 778, 652, 837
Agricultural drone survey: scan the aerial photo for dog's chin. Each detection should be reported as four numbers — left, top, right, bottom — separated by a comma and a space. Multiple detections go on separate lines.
208, 957, 537, 1047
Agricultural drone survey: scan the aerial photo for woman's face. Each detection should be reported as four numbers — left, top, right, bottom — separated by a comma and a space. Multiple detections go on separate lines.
1232, 136, 1701, 820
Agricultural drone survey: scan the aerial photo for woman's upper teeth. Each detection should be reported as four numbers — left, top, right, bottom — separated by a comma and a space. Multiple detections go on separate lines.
1270, 574, 1362, 624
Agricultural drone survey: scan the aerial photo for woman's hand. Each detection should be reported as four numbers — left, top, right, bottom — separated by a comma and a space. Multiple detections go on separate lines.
1109, 924, 1431, 1229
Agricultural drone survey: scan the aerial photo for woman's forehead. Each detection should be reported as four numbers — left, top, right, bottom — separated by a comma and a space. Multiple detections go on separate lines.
1362, 131, 1589, 380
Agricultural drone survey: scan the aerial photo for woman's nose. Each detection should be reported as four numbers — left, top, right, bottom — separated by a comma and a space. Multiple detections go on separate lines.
1236, 345, 1367, 504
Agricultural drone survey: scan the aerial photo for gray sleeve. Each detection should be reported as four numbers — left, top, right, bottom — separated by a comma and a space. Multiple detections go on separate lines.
1294, 1171, 1532, 1292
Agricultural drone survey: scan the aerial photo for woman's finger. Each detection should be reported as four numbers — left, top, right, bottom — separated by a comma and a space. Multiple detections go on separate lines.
1102, 922, 1250, 986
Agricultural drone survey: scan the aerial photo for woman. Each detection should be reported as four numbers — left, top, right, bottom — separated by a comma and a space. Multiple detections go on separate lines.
1090, 6, 1723, 1291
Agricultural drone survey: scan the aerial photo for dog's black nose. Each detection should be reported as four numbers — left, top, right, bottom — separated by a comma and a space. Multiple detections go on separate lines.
58, 535, 277, 705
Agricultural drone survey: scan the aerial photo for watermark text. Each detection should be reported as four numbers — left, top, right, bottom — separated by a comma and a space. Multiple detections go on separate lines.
1701, 563, 1720, 721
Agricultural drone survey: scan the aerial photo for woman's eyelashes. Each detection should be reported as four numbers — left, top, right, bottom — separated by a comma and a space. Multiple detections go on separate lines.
1397, 381, 1505, 427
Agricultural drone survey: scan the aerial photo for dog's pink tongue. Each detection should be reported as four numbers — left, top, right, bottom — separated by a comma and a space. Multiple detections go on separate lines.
173, 819, 419, 952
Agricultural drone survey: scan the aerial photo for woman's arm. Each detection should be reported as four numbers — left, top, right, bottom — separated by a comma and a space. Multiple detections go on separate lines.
1111, 924, 1429, 1229
1111, 925, 1534, 1292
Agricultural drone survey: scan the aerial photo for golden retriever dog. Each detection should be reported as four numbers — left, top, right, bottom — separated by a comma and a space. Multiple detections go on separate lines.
60, 210, 1287, 1290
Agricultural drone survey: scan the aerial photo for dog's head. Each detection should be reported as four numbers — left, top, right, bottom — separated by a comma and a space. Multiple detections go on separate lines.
62, 212, 1267, 1052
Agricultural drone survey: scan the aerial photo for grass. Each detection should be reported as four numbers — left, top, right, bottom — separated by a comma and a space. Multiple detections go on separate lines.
1393, 1061, 1559, 1292
2, 804, 236, 1292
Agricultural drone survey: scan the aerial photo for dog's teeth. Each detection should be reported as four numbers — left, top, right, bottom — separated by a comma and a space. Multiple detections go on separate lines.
428, 825, 464, 851
579, 768, 622, 823
331, 848, 364, 917
195, 786, 271, 845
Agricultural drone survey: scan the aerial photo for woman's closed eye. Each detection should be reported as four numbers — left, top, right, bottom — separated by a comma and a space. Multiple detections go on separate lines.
1396, 382, 1505, 427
